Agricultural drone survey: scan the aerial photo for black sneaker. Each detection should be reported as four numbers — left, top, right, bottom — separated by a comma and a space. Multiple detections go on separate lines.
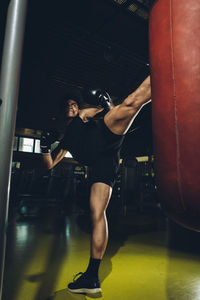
68, 272, 102, 294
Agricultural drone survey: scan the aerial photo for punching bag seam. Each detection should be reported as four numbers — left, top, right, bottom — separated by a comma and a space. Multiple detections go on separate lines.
169, 0, 185, 211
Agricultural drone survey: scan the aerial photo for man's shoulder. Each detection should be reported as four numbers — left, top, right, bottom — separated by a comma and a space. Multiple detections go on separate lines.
79, 109, 91, 123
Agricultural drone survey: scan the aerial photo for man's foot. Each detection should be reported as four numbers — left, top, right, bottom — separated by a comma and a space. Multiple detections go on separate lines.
68, 272, 102, 294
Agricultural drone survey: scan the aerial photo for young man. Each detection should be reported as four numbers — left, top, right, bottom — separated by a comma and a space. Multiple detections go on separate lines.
40, 76, 151, 294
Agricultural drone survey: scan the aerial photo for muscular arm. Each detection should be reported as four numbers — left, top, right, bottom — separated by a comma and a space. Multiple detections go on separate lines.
79, 107, 104, 122
42, 144, 67, 170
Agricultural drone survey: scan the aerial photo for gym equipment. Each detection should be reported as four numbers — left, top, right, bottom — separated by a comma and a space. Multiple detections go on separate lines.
149, 0, 200, 230
0, 0, 28, 298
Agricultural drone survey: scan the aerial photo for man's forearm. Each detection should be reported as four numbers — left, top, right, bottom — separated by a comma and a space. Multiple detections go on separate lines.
79, 107, 104, 121
41, 147, 68, 169
42, 153, 54, 169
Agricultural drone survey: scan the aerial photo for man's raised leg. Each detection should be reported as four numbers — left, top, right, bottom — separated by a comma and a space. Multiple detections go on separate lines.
104, 76, 151, 135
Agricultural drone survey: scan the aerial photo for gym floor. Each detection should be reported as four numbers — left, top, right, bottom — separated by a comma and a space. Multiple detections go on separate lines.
3, 207, 200, 300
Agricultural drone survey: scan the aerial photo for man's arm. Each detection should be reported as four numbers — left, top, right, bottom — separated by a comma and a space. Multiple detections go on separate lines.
79, 107, 104, 122
42, 143, 67, 170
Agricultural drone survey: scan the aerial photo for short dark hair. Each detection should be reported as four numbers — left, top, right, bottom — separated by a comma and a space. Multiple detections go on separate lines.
61, 92, 82, 110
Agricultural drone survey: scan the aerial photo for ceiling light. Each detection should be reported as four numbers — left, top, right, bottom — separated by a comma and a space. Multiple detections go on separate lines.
113, 0, 127, 5
127, 3, 138, 12
136, 8, 149, 19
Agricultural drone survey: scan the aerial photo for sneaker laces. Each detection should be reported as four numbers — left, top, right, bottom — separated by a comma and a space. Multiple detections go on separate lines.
73, 272, 84, 282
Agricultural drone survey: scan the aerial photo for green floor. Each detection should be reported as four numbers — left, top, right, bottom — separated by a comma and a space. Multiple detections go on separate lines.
3, 209, 200, 300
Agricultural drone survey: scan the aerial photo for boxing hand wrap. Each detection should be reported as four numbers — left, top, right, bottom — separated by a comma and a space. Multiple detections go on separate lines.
82, 88, 113, 112
40, 132, 51, 154
40, 129, 59, 154
97, 90, 113, 112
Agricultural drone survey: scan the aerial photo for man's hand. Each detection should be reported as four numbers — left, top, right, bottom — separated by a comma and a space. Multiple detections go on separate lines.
82, 88, 113, 112
40, 129, 59, 154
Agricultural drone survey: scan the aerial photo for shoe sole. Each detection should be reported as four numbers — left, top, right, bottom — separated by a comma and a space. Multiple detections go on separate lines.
68, 287, 102, 294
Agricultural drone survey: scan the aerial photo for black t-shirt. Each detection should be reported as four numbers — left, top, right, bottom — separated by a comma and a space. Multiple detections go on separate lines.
60, 116, 101, 165
60, 115, 124, 166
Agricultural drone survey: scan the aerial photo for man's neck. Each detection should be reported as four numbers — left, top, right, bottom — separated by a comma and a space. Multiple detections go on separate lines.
66, 115, 77, 126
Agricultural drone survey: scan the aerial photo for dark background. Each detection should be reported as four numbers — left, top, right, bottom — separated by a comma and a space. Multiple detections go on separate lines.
0, 0, 156, 157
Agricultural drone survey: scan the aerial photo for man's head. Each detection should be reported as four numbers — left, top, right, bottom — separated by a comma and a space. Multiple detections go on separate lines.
61, 92, 82, 119
64, 98, 80, 118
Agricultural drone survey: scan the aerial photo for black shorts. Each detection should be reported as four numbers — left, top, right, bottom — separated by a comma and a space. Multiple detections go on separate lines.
89, 154, 119, 187
61, 116, 125, 187
89, 119, 125, 188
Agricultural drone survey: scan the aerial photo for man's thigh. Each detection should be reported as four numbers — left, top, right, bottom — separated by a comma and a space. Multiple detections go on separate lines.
90, 154, 119, 188
104, 102, 141, 135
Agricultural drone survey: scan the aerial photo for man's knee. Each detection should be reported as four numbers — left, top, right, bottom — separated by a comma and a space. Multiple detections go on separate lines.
110, 97, 141, 120
91, 210, 105, 223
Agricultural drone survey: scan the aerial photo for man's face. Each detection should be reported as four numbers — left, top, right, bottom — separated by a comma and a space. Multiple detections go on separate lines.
65, 99, 79, 118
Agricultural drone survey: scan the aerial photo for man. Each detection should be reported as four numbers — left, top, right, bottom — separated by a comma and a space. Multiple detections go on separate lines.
40, 76, 151, 294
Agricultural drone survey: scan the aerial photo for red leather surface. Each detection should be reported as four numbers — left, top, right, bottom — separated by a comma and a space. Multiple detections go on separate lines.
149, 0, 200, 229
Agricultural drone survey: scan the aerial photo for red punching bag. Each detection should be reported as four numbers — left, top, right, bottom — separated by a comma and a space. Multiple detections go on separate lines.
149, 0, 200, 230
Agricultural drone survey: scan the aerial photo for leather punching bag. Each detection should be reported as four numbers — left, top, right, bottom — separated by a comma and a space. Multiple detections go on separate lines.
149, 0, 200, 230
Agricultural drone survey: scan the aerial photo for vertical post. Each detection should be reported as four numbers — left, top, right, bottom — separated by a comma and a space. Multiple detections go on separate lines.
0, 0, 28, 298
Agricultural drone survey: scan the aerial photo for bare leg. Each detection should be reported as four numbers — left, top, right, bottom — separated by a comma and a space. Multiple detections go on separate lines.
104, 76, 151, 135
90, 182, 112, 259
88, 78, 151, 258
67, 182, 111, 293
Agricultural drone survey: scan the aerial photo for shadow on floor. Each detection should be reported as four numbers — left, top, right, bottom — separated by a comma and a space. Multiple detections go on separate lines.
3, 207, 68, 300
74, 211, 166, 285
4, 205, 167, 300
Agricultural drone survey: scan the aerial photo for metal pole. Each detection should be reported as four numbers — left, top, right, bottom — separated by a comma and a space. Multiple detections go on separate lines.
0, 0, 28, 298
